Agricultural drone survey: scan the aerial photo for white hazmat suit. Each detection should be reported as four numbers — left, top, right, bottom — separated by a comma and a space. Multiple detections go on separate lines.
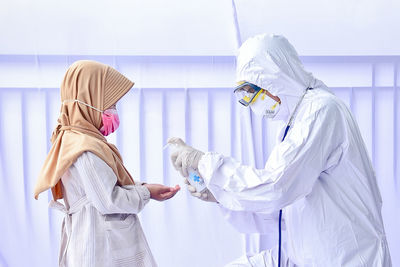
172, 34, 392, 266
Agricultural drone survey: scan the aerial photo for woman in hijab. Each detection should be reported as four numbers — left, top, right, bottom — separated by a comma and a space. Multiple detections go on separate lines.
34, 60, 179, 267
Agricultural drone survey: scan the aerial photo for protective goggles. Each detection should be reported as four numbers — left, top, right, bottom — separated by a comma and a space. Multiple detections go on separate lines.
233, 82, 263, 107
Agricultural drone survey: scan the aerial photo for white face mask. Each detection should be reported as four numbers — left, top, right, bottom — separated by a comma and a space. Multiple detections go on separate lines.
250, 91, 281, 118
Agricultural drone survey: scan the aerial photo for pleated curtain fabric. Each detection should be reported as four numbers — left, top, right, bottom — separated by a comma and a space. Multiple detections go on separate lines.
0, 55, 399, 267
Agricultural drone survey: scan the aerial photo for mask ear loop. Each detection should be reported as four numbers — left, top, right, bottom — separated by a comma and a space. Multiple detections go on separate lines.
271, 101, 279, 111
62, 99, 103, 113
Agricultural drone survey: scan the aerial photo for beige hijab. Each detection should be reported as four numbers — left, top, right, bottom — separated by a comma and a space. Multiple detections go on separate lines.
34, 60, 135, 200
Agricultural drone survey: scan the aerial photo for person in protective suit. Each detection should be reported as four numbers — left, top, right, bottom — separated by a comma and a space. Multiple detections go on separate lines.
168, 34, 392, 266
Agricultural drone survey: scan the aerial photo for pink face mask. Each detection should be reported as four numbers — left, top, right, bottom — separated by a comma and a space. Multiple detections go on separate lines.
62, 100, 120, 136
100, 108, 120, 136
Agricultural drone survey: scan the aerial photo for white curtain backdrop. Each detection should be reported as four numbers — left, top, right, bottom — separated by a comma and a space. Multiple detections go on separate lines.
0, 55, 399, 267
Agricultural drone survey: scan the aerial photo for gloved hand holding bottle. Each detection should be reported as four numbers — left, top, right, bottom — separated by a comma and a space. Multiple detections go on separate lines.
183, 178, 217, 202
166, 137, 217, 203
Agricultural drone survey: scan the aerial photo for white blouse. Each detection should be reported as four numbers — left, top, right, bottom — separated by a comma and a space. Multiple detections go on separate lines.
50, 151, 157, 267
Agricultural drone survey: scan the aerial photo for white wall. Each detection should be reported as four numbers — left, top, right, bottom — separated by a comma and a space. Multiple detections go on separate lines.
1, 0, 400, 56
0, 0, 237, 55
235, 0, 400, 55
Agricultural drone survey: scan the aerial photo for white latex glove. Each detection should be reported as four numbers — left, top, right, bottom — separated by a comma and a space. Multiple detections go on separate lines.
168, 137, 205, 178
184, 179, 217, 203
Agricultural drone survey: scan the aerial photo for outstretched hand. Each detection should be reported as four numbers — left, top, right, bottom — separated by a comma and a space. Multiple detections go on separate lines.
144, 184, 181, 201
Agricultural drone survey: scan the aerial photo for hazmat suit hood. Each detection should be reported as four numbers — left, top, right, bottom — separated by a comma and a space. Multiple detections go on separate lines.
236, 34, 330, 121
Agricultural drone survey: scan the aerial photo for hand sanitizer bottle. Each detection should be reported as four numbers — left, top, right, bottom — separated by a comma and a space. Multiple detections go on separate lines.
164, 143, 207, 193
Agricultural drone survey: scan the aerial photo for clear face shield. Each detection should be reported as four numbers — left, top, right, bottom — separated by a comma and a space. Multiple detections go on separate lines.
234, 82, 280, 118
234, 82, 262, 106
